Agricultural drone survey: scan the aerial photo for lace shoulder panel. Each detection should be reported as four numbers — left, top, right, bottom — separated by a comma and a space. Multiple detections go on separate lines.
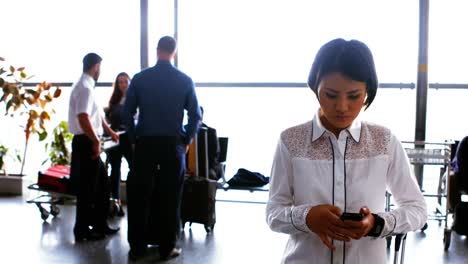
346, 122, 392, 160
280, 121, 333, 160
280, 121, 311, 158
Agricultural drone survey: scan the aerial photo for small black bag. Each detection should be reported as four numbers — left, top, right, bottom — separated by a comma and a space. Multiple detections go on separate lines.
453, 201, 468, 236
227, 168, 269, 187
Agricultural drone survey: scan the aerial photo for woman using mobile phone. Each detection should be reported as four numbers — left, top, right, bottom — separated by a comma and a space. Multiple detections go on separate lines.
266, 38, 427, 264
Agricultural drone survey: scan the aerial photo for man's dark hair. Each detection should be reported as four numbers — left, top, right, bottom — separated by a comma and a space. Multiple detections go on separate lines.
82, 52, 102, 72
307, 38, 378, 109
157, 36, 177, 54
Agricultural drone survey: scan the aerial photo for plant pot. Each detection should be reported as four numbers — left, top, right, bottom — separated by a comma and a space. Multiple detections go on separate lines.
0, 173, 24, 196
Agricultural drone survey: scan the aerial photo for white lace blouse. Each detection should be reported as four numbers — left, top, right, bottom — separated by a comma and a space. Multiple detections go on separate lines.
266, 113, 427, 264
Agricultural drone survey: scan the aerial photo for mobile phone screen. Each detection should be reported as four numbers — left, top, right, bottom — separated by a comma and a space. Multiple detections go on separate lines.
340, 212, 363, 221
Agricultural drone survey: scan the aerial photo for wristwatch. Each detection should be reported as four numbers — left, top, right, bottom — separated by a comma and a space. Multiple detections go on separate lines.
367, 213, 385, 237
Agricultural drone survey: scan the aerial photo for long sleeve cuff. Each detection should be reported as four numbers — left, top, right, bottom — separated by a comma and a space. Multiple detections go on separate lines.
290, 205, 313, 233
377, 212, 397, 237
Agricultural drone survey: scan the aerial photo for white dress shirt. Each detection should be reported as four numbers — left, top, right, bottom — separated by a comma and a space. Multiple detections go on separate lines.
266, 112, 427, 264
68, 73, 103, 136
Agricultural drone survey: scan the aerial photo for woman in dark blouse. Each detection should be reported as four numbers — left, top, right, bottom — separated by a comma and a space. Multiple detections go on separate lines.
105, 72, 133, 217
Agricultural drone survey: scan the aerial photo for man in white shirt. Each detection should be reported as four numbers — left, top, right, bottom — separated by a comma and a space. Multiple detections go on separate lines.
68, 53, 119, 242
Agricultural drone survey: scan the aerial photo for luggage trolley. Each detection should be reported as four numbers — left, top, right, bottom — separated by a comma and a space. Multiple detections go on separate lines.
401, 140, 453, 250
27, 182, 75, 221
27, 135, 120, 221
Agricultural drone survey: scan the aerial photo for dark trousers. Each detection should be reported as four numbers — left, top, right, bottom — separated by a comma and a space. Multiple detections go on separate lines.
107, 132, 133, 200
70, 135, 110, 232
127, 136, 185, 254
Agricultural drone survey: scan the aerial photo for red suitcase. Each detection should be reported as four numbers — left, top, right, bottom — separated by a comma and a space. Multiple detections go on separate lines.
37, 165, 71, 193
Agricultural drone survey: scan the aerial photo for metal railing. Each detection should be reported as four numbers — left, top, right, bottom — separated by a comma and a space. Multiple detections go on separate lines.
20, 82, 468, 89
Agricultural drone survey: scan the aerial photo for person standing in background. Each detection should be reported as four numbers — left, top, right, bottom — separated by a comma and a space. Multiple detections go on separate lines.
68, 53, 120, 242
451, 136, 468, 201
122, 36, 201, 261
105, 72, 133, 217
199, 106, 223, 181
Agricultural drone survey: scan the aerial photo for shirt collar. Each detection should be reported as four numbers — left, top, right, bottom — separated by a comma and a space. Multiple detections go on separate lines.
156, 60, 172, 66
311, 109, 362, 142
82, 73, 96, 88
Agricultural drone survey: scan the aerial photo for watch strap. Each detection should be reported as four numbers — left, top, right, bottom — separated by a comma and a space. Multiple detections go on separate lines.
367, 213, 385, 237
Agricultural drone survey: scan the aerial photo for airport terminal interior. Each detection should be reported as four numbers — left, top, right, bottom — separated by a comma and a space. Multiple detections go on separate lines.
2, 0, 468, 263
0, 188, 467, 264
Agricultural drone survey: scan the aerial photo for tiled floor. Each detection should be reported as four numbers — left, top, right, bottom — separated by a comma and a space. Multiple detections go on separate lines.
0, 186, 467, 263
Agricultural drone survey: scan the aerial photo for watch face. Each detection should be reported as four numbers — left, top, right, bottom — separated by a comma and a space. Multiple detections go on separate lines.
375, 215, 384, 235
368, 214, 385, 237
375, 225, 382, 233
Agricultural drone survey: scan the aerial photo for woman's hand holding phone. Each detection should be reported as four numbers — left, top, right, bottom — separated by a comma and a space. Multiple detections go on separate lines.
306, 205, 361, 250
340, 207, 376, 239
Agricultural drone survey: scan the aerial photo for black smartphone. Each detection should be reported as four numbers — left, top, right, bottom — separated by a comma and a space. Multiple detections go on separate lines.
340, 212, 363, 221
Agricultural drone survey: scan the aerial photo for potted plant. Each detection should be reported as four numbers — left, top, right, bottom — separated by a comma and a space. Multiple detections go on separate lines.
0, 145, 8, 173
43, 121, 73, 166
0, 56, 61, 195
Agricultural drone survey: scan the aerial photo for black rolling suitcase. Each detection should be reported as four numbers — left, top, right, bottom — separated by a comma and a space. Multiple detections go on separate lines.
181, 127, 217, 233
181, 175, 217, 232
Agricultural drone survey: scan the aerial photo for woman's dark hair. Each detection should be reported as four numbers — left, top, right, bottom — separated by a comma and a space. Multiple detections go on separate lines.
307, 38, 378, 109
108, 72, 130, 107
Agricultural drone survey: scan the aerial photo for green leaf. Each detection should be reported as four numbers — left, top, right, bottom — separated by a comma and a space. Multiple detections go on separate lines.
39, 131, 48, 141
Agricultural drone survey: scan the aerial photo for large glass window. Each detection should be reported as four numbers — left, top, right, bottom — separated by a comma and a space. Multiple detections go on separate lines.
2, 0, 140, 82
2, 1, 466, 179
175, 0, 420, 176
429, 0, 468, 83
1, 0, 139, 175
426, 0, 468, 142
196, 87, 419, 177
177, 0, 418, 83
147, 0, 175, 66
425, 89, 468, 141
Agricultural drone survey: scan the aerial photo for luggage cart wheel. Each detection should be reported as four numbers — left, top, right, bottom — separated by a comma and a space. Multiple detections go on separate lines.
50, 205, 60, 217
204, 224, 215, 233
39, 206, 49, 221
443, 229, 451, 250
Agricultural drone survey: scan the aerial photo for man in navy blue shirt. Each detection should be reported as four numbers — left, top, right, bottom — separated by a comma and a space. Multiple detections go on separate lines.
453, 136, 468, 192
122, 36, 201, 261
